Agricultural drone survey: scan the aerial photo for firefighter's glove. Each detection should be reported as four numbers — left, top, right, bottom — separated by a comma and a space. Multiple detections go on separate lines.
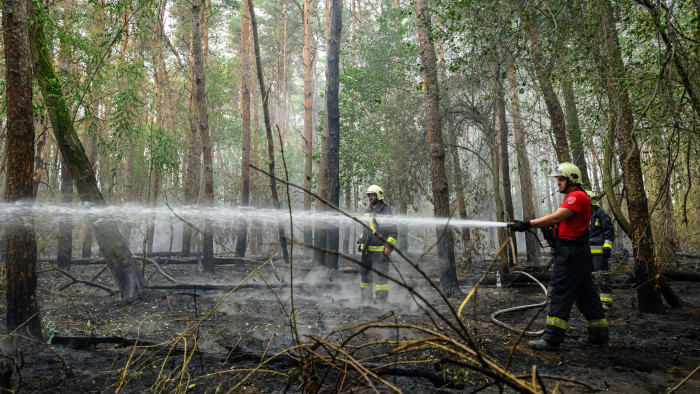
511, 220, 532, 232
541, 227, 554, 245
603, 248, 611, 259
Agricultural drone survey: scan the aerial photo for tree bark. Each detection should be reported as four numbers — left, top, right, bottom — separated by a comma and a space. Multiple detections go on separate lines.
520, 8, 571, 164
449, 130, 471, 263
559, 57, 590, 187
414, 0, 460, 297
313, 0, 332, 268
594, 0, 663, 313
57, 158, 74, 270
30, 1, 143, 300
494, 64, 516, 268
182, 36, 200, 257
247, 0, 290, 265
237, 0, 252, 258
192, 0, 215, 272
325, 0, 343, 270
507, 67, 540, 264
3, 0, 43, 339
302, 0, 314, 249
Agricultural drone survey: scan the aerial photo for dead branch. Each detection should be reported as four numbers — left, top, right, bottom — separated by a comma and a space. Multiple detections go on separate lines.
55, 268, 118, 296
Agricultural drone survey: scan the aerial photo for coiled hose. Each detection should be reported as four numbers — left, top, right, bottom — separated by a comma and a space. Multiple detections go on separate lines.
489, 270, 547, 337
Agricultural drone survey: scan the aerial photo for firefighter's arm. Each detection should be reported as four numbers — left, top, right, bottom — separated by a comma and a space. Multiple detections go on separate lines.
530, 208, 576, 228
602, 211, 615, 255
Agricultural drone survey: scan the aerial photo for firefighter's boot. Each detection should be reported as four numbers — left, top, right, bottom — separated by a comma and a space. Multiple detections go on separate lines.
375, 289, 388, 304
527, 338, 560, 351
361, 283, 373, 304
579, 326, 609, 345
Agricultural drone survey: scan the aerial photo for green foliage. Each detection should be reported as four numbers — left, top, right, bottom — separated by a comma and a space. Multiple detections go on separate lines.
146, 126, 179, 172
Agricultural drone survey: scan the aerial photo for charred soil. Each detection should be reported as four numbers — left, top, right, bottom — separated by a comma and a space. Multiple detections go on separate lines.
1, 253, 699, 393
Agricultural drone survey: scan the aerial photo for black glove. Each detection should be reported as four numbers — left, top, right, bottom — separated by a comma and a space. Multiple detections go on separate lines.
603, 248, 611, 259
511, 220, 532, 232
541, 227, 554, 245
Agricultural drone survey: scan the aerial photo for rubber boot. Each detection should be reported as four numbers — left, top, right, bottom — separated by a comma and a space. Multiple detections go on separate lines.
579, 326, 609, 345
375, 290, 388, 304
361, 285, 373, 304
528, 338, 560, 350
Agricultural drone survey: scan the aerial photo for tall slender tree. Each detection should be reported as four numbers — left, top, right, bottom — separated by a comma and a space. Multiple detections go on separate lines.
325, 0, 343, 270
30, 0, 143, 300
3, 0, 43, 339
507, 66, 539, 264
191, 0, 215, 272
594, 0, 662, 313
247, 0, 289, 265
302, 0, 314, 250
237, 0, 252, 258
413, 0, 460, 297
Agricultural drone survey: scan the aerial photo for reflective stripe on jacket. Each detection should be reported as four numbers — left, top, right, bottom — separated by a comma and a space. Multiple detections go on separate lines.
589, 205, 614, 253
357, 201, 398, 253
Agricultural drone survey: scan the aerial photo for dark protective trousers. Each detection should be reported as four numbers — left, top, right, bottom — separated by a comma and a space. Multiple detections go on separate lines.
360, 251, 389, 301
591, 255, 612, 294
543, 240, 607, 344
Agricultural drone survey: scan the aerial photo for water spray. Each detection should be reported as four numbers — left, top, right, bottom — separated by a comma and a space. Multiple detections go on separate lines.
0, 202, 511, 230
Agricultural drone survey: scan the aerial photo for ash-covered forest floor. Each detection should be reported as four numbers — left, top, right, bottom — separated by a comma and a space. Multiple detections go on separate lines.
1, 251, 699, 393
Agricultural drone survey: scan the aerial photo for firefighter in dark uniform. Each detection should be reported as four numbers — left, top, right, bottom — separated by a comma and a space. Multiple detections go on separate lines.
587, 191, 615, 311
357, 185, 398, 303
511, 163, 608, 350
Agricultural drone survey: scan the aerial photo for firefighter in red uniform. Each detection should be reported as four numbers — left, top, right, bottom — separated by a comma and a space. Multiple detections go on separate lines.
357, 185, 398, 303
511, 163, 609, 350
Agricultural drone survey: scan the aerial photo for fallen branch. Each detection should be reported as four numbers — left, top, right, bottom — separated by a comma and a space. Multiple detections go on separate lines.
55, 268, 118, 296
135, 257, 181, 284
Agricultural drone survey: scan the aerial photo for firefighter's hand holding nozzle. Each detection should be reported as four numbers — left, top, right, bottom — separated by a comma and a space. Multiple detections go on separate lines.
510, 220, 532, 232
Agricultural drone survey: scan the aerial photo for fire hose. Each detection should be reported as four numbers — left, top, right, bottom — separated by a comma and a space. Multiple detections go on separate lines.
489, 270, 548, 337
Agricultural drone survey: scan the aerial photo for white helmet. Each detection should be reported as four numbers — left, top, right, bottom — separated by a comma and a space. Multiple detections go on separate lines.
366, 185, 384, 200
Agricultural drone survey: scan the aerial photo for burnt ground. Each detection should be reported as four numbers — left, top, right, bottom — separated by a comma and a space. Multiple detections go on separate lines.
1, 252, 699, 393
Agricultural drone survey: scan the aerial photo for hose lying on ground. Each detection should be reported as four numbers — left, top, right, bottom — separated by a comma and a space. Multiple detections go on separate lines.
490, 270, 547, 337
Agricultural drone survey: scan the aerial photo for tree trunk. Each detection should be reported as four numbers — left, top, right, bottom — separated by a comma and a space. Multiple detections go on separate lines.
247, 0, 289, 264
81, 130, 98, 258
302, 0, 314, 250
595, 0, 663, 313
192, 0, 215, 272
559, 57, 590, 187
3, 0, 43, 339
57, 158, 74, 270
638, 1, 700, 118
31, 129, 48, 198
30, 2, 143, 299
313, 0, 332, 268
325, 0, 343, 270
507, 67, 540, 264
494, 65, 516, 268
237, 0, 252, 258
182, 48, 200, 257
449, 130, 471, 263
414, 0, 460, 297
520, 7, 571, 164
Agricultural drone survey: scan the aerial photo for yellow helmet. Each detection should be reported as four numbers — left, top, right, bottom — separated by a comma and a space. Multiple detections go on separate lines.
549, 162, 583, 185
366, 185, 384, 200
586, 190, 599, 206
